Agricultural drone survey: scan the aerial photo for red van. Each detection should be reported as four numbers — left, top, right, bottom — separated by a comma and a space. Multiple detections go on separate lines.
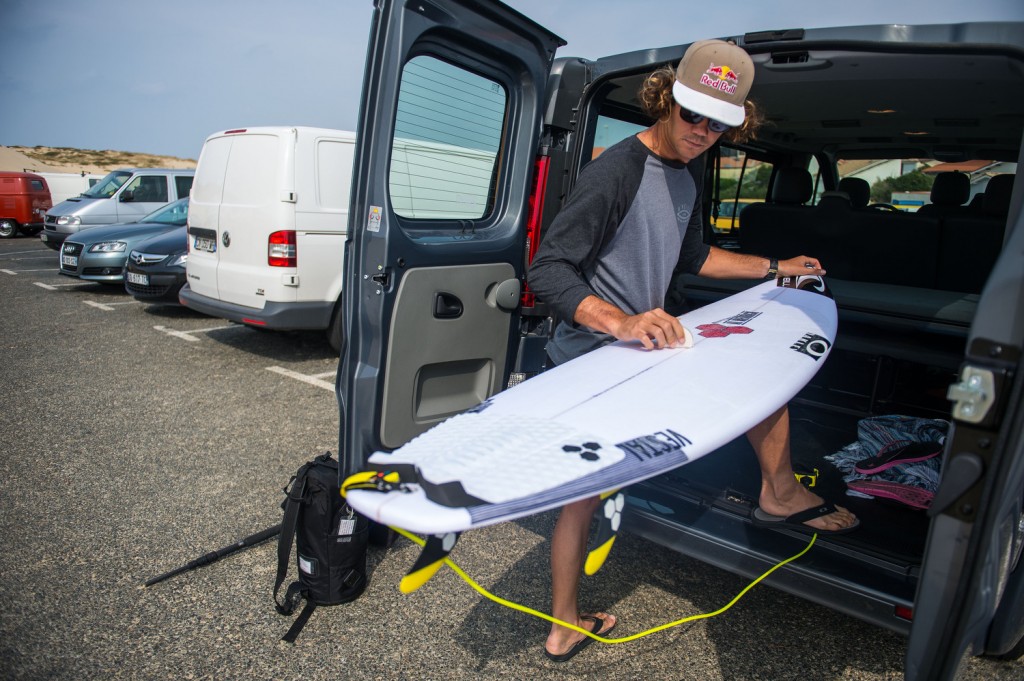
0, 171, 53, 238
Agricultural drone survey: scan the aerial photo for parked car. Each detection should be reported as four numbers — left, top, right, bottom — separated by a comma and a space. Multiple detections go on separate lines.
123, 226, 188, 303
337, 3, 1023, 679
58, 198, 189, 284
0, 171, 52, 238
42, 168, 194, 250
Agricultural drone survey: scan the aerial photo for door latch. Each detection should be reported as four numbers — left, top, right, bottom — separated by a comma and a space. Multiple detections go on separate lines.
946, 366, 995, 424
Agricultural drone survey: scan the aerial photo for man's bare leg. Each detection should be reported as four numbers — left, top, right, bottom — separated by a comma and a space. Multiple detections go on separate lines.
748, 405, 857, 531
545, 497, 616, 656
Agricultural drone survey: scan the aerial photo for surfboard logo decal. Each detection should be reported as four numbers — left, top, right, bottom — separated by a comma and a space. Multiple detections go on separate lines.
616, 429, 692, 460
697, 310, 760, 338
562, 442, 602, 461
697, 323, 753, 338
791, 333, 831, 360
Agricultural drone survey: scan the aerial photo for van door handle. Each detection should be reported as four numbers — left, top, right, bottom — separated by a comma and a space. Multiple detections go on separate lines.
433, 292, 463, 319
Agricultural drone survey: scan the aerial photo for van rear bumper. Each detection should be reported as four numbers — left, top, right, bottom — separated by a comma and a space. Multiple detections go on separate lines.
179, 285, 334, 330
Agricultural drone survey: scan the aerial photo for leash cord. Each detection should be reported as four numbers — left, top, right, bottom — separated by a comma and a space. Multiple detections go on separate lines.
389, 525, 817, 644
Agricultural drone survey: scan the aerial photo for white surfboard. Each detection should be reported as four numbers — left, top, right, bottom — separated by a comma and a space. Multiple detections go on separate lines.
346, 275, 835, 528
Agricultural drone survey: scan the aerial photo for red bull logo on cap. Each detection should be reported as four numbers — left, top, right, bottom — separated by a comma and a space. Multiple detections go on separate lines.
700, 63, 740, 95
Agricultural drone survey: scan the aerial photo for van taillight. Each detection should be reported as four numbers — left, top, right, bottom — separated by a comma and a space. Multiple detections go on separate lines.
268, 230, 296, 267
521, 154, 551, 308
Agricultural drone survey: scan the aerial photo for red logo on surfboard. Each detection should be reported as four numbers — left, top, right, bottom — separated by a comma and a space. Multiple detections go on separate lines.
697, 323, 753, 338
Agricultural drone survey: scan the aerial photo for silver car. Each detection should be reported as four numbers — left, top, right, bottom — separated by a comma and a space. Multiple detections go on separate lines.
58, 198, 189, 284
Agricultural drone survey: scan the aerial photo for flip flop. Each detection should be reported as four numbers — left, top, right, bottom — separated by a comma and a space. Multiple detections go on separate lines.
751, 501, 861, 535
853, 440, 942, 475
847, 480, 934, 509
544, 614, 616, 663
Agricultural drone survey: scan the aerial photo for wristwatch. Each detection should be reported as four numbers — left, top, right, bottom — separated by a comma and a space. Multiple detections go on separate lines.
765, 257, 779, 279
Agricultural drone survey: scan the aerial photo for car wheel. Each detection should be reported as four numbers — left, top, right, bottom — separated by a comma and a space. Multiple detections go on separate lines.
0, 219, 20, 238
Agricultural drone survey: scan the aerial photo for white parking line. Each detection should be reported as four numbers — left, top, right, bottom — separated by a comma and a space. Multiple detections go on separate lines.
266, 366, 336, 391
33, 281, 86, 290
83, 300, 141, 311
2, 268, 57, 274
1, 269, 15, 275
0, 249, 54, 257
153, 324, 237, 342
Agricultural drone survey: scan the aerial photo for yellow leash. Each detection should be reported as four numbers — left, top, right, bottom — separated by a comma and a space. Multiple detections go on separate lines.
389, 525, 817, 644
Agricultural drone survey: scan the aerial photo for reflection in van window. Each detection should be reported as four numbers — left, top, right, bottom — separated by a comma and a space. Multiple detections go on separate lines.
389, 56, 506, 219
82, 170, 132, 199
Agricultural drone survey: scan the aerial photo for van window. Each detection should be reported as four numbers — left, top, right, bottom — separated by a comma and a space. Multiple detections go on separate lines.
125, 175, 168, 203
714, 148, 771, 234
30, 180, 45, 191
175, 175, 194, 200
593, 115, 645, 158
388, 56, 506, 220
82, 170, 132, 199
837, 157, 940, 211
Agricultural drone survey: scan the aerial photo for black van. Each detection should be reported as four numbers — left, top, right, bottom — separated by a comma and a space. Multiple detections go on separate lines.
337, 2, 1024, 678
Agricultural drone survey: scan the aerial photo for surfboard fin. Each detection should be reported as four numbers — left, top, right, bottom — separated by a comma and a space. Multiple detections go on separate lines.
399, 531, 460, 594
585, 490, 625, 576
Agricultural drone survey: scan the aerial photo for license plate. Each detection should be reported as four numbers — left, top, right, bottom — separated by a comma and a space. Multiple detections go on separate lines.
194, 237, 216, 253
61, 255, 78, 267
40, 233, 49, 242
126, 272, 149, 286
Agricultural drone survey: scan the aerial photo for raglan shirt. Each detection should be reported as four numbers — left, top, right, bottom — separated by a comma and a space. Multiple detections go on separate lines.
528, 134, 711, 365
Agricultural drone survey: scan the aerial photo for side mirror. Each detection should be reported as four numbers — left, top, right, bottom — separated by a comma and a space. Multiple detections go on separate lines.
120, 190, 134, 202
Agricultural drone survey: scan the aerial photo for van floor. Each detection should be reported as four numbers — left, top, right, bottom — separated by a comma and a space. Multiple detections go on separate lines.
657, 402, 934, 565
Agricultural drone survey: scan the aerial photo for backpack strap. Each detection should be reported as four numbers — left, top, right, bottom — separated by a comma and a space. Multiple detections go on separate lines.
281, 600, 317, 643
274, 466, 309, 615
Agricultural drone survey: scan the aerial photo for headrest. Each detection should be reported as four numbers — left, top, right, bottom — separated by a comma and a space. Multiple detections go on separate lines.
771, 167, 813, 205
838, 177, 870, 208
816, 190, 852, 212
930, 171, 970, 206
982, 174, 1014, 217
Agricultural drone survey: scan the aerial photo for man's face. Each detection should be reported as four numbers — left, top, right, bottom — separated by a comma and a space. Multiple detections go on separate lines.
664, 102, 726, 163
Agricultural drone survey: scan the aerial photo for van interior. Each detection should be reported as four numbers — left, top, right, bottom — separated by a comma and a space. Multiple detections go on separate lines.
543, 36, 1022, 629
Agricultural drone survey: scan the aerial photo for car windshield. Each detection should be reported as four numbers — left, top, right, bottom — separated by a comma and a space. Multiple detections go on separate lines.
139, 199, 189, 225
80, 171, 132, 199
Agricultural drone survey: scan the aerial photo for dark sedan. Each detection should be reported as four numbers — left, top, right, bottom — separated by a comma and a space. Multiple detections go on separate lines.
123, 225, 188, 303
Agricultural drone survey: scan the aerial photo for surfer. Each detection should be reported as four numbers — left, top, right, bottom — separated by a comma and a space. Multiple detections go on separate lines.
528, 39, 859, 662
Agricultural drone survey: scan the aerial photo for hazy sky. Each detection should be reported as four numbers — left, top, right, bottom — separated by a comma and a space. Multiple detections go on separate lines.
3, 0, 1022, 161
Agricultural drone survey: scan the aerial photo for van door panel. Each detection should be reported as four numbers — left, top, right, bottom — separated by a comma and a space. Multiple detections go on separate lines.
217, 133, 294, 309
337, 0, 564, 475
187, 136, 233, 300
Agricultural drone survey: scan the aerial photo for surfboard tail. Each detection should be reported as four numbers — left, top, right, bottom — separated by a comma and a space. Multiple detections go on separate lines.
585, 490, 625, 576
399, 532, 460, 593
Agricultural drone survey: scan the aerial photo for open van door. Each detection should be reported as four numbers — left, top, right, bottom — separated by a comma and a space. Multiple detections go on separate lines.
337, 0, 564, 475
905, 175, 1024, 678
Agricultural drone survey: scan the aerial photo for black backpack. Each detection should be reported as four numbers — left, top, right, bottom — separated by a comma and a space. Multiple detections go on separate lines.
274, 452, 368, 642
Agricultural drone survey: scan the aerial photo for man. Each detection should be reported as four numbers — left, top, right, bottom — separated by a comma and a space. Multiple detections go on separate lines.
528, 39, 859, 663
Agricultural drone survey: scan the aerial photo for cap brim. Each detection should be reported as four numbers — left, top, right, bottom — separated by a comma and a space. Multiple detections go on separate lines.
673, 80, 745, 127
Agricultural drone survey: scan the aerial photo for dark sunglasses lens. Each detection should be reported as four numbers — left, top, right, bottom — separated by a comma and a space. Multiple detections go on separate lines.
679, 106, 730, 132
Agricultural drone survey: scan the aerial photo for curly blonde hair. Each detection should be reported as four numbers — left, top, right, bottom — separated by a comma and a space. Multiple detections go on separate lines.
637, 64, 763, 145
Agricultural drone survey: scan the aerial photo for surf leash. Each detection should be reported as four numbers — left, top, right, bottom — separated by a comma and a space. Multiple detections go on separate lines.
388, 525, 817, 645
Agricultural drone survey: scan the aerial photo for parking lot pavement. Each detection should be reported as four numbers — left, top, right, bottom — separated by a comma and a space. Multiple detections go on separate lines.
1, 237, 1022, 681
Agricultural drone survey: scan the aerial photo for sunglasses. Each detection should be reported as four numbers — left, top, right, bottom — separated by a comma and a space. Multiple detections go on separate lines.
678, 106, 731, 133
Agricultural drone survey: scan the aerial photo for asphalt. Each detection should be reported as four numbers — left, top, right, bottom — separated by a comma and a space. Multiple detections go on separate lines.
2, 236, 1022, 681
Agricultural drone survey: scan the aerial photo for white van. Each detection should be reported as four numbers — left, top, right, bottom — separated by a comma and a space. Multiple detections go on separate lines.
41, 168, 195, 249
179, 127, 355, 351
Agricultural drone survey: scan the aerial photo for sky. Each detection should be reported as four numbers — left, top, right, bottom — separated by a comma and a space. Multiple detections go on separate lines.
3, 0, 1022, 162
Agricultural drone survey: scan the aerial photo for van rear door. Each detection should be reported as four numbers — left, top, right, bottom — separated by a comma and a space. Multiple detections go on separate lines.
904, 181, 1024, 677
188, 130, 295, 309
337, 0, 564, 474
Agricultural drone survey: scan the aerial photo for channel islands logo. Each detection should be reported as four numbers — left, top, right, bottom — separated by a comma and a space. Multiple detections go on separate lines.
701, 63, 740, 95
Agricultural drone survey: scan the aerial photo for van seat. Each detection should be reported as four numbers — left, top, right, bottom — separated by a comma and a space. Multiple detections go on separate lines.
838, 177, 870, 209
917, 171, 971, 218
738, 167, 814, 259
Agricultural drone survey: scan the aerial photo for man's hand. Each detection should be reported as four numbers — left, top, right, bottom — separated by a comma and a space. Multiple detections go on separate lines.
575, 296, 692, 350
779, 255, 826, 277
